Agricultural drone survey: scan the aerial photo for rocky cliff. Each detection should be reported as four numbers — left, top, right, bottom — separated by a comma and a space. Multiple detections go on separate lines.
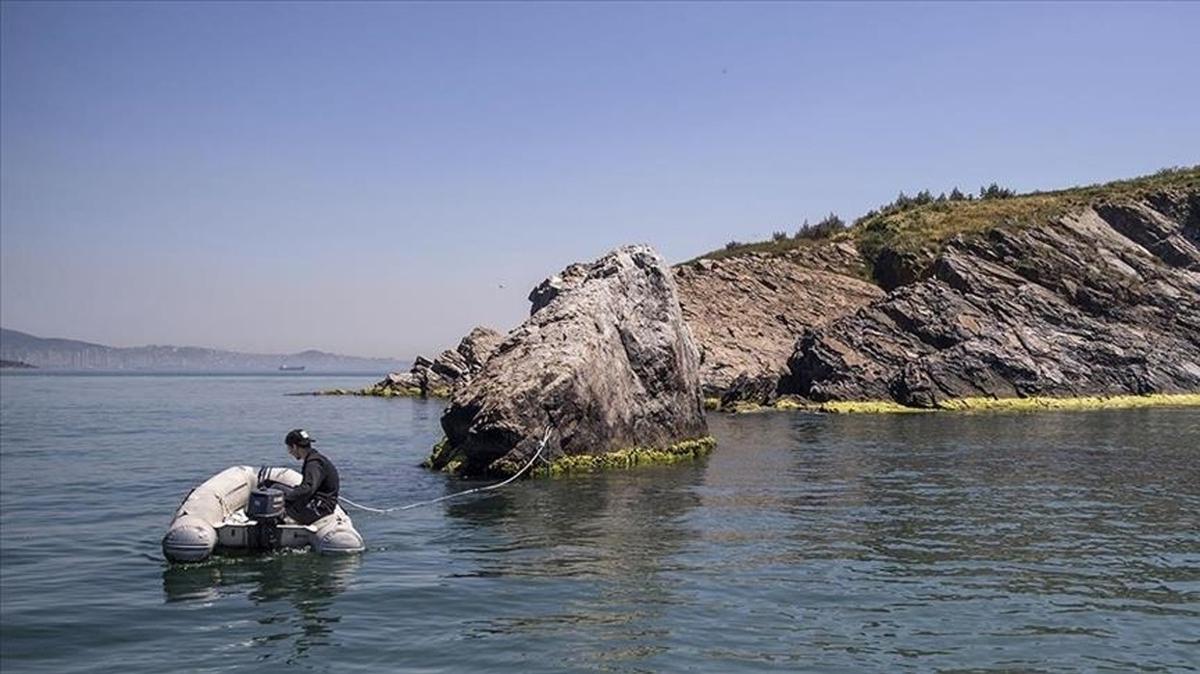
673, 242, 882, 396
349, 170, 1197, 418
788, 191, 1200, 406
676, 168, 1200, 407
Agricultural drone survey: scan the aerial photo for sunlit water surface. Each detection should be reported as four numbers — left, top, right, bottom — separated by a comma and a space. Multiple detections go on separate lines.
1, 373, 1197, 672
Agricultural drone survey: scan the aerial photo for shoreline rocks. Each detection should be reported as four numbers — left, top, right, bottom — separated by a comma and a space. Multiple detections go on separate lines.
429, 245, 711, 476
359, 326, 504, 398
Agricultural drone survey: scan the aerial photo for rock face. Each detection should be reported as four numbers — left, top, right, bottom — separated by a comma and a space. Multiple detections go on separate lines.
673, 241, 882, 397
377, 326, 503, 397
432, 245, 709, 476
785, 191, 1200, 406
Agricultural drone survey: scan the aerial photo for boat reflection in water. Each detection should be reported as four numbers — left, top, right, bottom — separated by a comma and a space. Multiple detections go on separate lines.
162, 552, 360, 661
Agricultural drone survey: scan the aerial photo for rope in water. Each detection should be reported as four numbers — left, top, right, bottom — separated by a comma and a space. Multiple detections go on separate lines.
338, 426, 553, 514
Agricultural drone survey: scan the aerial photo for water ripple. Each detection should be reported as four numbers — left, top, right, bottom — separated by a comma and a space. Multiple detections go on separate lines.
2, 376, 1199, 672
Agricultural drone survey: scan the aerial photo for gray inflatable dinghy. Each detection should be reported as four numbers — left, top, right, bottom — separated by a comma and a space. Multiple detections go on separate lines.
163, 465, 364, 563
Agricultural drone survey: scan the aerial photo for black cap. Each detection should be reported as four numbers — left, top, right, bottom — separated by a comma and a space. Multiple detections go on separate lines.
285, 428, 313, 448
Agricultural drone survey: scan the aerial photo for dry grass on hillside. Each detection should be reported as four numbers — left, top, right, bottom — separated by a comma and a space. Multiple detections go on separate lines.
691, 166, 1200, 267
856, 166, 1199, 260
684, 230, 855, 264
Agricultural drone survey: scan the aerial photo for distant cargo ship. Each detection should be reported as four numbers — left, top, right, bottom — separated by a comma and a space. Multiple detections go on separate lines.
278, 365, 306, 372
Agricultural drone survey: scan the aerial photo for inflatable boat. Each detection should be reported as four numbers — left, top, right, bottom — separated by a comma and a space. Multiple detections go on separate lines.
163, 465, 365, 563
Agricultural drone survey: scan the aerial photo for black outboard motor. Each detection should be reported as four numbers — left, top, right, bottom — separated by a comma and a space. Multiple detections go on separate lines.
246, 487, 286, 551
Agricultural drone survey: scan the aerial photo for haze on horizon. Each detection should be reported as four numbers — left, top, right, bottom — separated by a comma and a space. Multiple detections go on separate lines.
2, 1, 1197, 358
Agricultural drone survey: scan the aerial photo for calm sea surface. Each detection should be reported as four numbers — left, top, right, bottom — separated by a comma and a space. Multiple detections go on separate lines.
1, 372, 1198, 672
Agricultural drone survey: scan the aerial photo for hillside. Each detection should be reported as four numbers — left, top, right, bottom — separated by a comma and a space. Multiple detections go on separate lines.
0, 328, 405, 372
674, 167, 1200, 406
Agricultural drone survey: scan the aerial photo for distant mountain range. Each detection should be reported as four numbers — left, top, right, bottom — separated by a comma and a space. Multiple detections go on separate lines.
0, 328, 406, 372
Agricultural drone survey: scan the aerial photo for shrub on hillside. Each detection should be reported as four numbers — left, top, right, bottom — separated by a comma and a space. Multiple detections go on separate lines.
980, 183, 1015, 200
795, 213, 845, 240
1154, 166, 1191, 177
869, 185, 978, 218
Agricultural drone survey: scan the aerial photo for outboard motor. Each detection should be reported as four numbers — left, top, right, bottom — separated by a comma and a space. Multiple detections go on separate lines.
246, 487, 286, 551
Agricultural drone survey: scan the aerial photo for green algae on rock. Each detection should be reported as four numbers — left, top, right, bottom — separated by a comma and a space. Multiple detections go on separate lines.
422, 437, 465, 474
424, 436, 717, 478
935, 393, 1200, 413
728, 392, 1200, 415
531, 437, 717, 477
813, 400, 936, 414
724, 397, 931, 414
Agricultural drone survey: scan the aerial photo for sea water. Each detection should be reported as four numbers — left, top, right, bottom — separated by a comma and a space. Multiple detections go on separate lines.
1, 372, 1197, 672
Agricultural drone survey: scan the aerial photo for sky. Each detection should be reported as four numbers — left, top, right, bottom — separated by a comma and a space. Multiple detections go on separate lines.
2, 1, 1198, 358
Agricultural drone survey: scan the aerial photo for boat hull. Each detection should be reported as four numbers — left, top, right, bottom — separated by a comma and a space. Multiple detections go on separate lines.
163, 465, 364, 563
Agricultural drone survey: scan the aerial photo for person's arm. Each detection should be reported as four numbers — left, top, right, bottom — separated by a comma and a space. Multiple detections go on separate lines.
285, 460, 324, 504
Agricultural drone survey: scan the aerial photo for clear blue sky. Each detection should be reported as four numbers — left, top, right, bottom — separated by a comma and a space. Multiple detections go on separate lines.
2, 1, 1197, 357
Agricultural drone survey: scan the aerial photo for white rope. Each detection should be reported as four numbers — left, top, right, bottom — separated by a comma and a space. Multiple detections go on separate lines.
339, 426, 553, 514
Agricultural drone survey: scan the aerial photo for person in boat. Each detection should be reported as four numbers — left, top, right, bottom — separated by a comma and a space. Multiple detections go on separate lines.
270, 428, 341, 525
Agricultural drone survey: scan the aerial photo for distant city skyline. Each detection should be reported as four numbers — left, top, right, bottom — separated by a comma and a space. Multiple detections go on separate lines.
3, 1, 1198, 357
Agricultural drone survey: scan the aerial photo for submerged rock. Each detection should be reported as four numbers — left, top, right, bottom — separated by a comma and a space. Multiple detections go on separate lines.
374, 326, 503, 398
430, 245, 710, 476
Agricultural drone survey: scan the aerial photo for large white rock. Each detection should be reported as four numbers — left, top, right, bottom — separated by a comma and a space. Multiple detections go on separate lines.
433, 245, 709, 475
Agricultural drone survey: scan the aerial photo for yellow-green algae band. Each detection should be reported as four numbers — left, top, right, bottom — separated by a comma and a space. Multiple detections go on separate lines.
934, 393, 1200, 412
532, 436, 717, 477
424, 436, 717, 477
422, 437, 464, 474
759, 393, 1200, 414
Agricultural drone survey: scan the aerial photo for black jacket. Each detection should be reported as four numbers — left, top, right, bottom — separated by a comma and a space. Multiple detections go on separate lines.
285, 449, 340, 513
